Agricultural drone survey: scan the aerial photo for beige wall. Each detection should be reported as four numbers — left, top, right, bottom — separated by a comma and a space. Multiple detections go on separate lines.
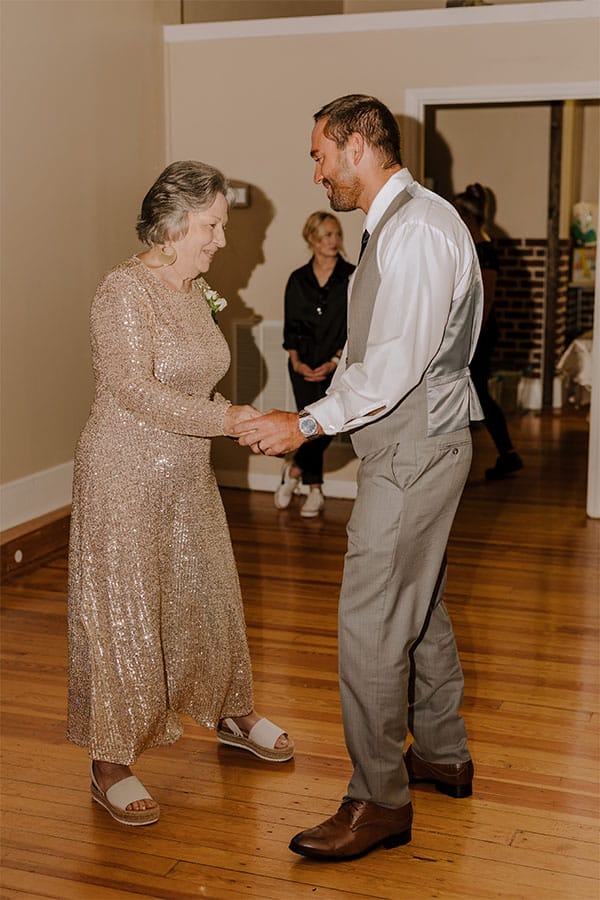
426, 101, 599, 238
182, 0, 443, 22
2, 2, 598, 522
166, 14, 598, 314
182, 0, 566, 19
164, 9, 599, 486
579, 101, 600, 205
426, 104, 552, 237
184, 0, 343, 22
0, 0, 178, 489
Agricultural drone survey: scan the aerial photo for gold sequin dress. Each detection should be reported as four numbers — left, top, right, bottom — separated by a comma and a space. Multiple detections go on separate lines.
67, 257, 253, 764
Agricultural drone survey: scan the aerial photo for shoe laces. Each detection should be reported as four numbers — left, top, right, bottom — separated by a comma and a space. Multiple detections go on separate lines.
339, 798, 366, 822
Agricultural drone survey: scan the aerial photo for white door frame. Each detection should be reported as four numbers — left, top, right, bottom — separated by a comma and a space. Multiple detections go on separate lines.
405, 81, 599, 115
404, 81, 600, 517
404, 81, 600, 174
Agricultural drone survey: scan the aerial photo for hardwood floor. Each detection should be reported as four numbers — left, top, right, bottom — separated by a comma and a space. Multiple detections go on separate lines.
1, 411, 598, 899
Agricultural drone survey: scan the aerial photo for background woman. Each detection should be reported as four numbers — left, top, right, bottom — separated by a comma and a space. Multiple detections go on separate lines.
275, 212, 354, 517
453, 183, 523, 480
68, 161, 293, 828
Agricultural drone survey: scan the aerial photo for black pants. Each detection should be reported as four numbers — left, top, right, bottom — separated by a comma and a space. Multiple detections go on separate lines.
289, 363, 334, 486
470, 339, 513, 457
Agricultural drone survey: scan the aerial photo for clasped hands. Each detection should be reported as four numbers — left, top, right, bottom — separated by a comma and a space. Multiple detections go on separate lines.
292, 359, 336, 382
223, 404, 308, 456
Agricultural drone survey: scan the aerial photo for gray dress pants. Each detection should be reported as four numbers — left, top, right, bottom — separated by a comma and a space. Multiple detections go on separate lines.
339, 427, 472, 809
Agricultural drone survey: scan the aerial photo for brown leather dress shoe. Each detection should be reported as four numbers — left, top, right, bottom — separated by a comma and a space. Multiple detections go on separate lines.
404, 745, 473, 798
289, 799, 412, 861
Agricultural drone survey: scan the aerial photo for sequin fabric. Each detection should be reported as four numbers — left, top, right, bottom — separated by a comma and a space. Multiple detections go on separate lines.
67, 257, 253, 764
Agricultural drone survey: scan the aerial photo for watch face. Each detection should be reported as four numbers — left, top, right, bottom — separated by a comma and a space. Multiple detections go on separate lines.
299, 415, 318, 437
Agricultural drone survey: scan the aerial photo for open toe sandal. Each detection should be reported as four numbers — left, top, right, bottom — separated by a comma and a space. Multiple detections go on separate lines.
217, 717, 294, 762
90, 762, 160, 826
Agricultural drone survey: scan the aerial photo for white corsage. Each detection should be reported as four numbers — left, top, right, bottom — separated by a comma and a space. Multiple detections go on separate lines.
199, 279, 228, 322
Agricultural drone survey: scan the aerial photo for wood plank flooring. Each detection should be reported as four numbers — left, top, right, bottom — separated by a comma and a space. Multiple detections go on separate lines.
1, 411, 599, 899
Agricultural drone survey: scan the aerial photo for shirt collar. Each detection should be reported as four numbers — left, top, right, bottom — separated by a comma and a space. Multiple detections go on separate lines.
364, 168, 415, 235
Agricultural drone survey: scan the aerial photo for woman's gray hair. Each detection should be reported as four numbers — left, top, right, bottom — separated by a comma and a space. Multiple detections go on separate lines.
136, 160, 235, 246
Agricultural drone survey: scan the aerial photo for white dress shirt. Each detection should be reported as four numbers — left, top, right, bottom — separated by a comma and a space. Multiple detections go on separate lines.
305, 169, 482, 435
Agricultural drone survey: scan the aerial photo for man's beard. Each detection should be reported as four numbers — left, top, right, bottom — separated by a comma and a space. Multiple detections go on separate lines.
324, 172, 361, 212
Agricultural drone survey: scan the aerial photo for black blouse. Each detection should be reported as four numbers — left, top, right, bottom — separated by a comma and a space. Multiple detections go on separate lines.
475, 240, 500, 350
282, 256, 355, 369
475, 240, 499, 273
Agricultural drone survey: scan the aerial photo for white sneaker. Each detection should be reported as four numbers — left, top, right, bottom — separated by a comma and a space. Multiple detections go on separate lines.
274, 463, 300, 509
300, 489, 324, 518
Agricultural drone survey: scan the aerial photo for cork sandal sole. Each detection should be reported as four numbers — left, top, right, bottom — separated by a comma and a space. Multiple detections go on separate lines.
90, 763, 159, 826
217, 717, 294, 762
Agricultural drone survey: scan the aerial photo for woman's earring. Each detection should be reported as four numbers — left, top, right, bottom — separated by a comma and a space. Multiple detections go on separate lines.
157, 245, 177, 266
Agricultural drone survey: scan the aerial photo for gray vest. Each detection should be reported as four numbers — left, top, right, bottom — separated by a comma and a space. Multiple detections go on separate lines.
347, 186, 482, 459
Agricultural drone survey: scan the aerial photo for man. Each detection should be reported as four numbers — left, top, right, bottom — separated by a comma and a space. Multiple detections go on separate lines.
233, 94, 483, 861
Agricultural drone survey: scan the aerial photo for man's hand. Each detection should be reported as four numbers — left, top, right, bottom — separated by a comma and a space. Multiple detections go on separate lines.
232, 409, 309, 455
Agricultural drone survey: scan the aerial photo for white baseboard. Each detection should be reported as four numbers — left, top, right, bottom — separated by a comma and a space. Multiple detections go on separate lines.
0, 461, 74, 531
215, 469, 357, 500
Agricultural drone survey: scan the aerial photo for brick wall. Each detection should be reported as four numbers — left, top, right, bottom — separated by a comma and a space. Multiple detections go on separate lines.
492, 238, 571, 378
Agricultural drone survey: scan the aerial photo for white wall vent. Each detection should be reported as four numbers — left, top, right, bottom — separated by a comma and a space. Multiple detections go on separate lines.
232, 320, 295, 412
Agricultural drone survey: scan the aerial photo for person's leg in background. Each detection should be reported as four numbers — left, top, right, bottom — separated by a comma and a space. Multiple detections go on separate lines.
274, 364, 332, 515
293, 435, 333, 517
470, 344, 523, 480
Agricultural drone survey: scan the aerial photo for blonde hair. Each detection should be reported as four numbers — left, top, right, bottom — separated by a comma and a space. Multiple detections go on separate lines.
302, 211, 343, 249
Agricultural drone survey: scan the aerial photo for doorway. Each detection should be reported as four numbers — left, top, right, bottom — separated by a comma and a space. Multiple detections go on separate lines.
404, 82, 599, 509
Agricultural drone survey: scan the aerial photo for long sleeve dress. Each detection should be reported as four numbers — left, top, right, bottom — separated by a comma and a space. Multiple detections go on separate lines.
67, 256, 253, 764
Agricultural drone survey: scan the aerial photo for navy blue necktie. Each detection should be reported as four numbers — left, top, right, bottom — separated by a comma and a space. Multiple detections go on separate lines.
358, 229, 370, 263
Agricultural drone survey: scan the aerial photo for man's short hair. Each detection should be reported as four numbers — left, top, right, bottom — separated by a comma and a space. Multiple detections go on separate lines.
314, 94, 402, 169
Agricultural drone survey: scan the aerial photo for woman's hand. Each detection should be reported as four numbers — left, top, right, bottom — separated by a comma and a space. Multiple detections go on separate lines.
288, 350, 309, 379
289, 350, 337, 382
223, 404, 261, 436
295, 361, 318, 379
308, 360, 338, 381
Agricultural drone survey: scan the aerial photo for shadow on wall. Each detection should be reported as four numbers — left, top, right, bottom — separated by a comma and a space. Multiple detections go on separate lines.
216, 183, 274, 301
208, 183, 275, 402
206, 184, 275, 478
424, 123, 509, 236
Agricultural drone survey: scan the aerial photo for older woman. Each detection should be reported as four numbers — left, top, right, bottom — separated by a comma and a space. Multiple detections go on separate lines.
275, 212, 354, 517
67, 161, 293, 827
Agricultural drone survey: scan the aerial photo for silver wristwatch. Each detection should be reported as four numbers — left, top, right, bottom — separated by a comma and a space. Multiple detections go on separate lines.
298, 410, 319, 440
